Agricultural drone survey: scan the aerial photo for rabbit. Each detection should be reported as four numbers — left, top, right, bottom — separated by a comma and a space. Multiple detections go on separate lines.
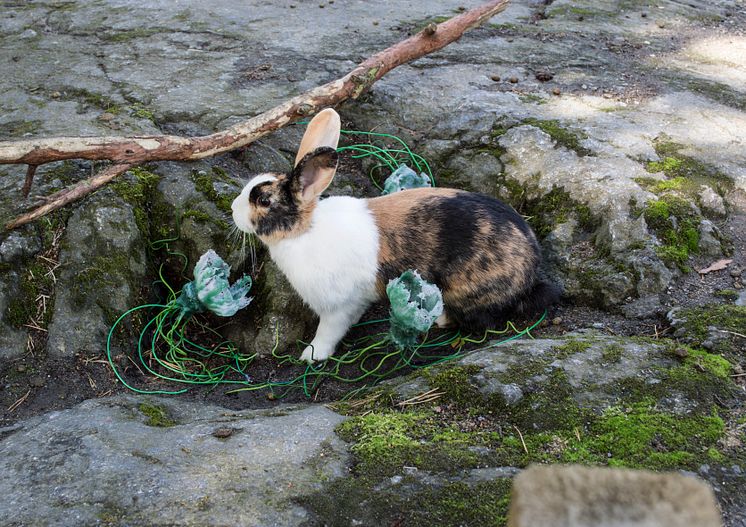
231, 108, 559, 363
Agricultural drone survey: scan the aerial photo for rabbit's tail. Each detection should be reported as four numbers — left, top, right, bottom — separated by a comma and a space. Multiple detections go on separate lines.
447, 278, 561, 331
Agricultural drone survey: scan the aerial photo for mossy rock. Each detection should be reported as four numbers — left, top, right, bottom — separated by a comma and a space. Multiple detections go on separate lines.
670, 304, 746, 356
520, 118, 591, 156
312, 334, 742, 526
640, 195, 705, 271
46, 189, 148, 357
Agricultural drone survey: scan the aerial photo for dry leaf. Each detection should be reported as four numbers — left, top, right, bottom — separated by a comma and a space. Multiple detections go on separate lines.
697, 258, 733, 275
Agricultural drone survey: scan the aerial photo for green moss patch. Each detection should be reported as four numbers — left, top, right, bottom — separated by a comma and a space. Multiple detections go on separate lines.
601, 344, 624, 362
129, 102, 155, 122
2, 120, 42, 137
639, 138, 732, 213
43, 161, 80, 187
505, 186, 596, 238
522, 118, 591, 156
111, 166, 161, 238
192, 168, 236, 213
102, 28, 163, 43
642, 195, 701, 271
573, 400, 725, 469
674, 304, 746, 355
138, 402, 176, 427
411, 480, 512, 526
62, 87, 122, 114
337, 411, 481, 477
424, 365, 482, 407
554, 338, 593, 358
4, 214, 66, 329
5, 260, 53, 328
183, 209, 229, 230
683, 348, 732, 378
299, 472, 511, 527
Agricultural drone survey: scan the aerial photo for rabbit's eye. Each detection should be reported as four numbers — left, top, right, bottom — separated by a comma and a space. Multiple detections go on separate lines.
258, 196, 271, 208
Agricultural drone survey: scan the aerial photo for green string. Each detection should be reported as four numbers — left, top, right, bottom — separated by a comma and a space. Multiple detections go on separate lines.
106, 278, 545, 398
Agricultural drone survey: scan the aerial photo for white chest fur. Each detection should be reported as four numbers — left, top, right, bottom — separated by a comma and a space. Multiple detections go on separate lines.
268, 196, 380, 315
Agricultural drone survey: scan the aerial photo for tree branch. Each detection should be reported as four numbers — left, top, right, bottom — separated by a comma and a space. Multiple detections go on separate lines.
3, 0, 510, 230
6, 163, 135, 230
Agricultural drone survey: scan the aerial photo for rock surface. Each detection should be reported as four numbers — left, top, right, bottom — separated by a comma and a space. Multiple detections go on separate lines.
0, 396, 348, 527
46, 189, 147, 357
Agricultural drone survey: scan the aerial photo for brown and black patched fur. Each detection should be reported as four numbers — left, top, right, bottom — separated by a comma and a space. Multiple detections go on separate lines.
368, 187, 559, 329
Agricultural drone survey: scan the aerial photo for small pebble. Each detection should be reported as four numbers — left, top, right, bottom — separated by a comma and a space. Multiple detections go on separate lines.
17, 364, 27, 373
212, 427, 234, 439
372, 20, 379, 26
674, 347, 688, 358
581, 83, 588, 89
551, 317, 562, 326
552, 87, 561, 95
730, 266, 743, 277
490, 74, 501, 82
98, 112, 116, 122
535, 71, 554, 82
509, 76, 518, 84
656, 20, 666, 28
51, 91, 61, 98
641, 12, 648, 17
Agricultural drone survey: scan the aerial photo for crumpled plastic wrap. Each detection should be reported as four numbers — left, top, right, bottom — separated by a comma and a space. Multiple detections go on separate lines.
176, 250, 252, 317
382, 164, 432, 194
386, 269, 443, 348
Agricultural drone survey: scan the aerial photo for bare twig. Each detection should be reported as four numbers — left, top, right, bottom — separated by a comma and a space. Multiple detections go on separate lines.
7, 163, 134, 230
22, 165, 37, 198
8, 390, 31, 412
2, 0, 511, 230
397, 388, 444, 408
513, 425, 529, 454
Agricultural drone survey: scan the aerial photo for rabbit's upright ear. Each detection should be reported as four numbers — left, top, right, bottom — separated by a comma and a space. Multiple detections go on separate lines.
294, 108, 341, 167
293, 147, 339, 201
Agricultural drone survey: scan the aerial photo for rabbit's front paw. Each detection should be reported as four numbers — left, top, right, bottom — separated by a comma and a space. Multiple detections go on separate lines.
300, 345, 332, 364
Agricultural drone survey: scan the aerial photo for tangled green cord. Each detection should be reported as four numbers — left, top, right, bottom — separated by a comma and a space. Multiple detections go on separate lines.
336, 129, 434, 190
107, 282, 545, 398
106, 127, 542, 398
